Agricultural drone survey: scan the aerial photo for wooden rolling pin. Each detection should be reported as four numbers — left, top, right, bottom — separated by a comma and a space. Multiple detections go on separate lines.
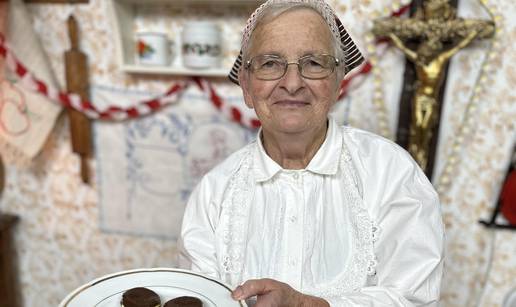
65, 15, 91, 184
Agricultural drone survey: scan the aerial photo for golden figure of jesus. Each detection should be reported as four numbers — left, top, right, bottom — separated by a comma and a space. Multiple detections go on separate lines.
373, 0, 495, 171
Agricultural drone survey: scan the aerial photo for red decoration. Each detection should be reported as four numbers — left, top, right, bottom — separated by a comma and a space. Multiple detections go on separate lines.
501, 170, 516, 225
137, 40, 154, 58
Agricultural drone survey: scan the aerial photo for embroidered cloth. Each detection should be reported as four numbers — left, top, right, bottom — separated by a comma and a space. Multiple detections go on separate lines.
94, 85, 254, 239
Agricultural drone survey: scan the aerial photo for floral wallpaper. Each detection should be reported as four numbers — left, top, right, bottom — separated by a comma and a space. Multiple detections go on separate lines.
0, 0, 514, 306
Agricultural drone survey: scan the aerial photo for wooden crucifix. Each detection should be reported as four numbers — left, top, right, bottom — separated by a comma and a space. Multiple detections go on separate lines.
372, 0, 495, 178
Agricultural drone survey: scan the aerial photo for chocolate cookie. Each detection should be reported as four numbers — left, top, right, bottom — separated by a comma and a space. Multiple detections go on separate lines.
163, 296, 202, 307
121, 287, 161, 307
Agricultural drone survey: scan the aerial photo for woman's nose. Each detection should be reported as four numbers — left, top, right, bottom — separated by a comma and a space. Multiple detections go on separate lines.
279, 63, 304, 94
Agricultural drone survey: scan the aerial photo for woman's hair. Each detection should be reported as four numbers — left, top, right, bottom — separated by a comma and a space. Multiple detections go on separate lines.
242, 3, 347, 78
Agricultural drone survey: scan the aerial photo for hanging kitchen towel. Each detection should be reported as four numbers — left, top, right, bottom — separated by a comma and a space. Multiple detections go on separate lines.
0, 0, 62, 166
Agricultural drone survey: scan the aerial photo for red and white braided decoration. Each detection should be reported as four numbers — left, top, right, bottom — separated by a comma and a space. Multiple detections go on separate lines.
0, 33, 187, 121
192, 77, 262, 129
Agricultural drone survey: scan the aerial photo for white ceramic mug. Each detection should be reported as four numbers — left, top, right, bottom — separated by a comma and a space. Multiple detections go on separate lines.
135, 32, 173, 66
181, 21, 221, 69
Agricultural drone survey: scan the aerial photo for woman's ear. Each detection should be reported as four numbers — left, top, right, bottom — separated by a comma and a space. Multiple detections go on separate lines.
332, 72, 344, 107
239, 70, 254, 109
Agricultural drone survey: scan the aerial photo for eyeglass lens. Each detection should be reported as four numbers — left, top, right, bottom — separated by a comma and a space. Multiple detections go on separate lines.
247, 55, 338, 80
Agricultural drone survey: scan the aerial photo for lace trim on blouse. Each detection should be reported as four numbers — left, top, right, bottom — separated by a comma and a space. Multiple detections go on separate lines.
308, 137, 378, 297
218, 128, 379, 294
220, 152, 253, 286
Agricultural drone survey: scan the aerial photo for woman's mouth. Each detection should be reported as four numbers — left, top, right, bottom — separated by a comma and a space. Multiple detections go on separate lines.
274, 100, 310, 107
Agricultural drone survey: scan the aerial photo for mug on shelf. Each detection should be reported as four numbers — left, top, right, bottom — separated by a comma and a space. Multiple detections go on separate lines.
181, 21, 221, 69
135, 32, 174, 66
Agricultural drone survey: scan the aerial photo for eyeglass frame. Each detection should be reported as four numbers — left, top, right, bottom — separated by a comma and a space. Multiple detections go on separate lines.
243, 54, 341, 81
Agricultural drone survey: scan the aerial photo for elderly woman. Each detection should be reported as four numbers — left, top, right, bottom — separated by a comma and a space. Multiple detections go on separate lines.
178, 0, 444, 306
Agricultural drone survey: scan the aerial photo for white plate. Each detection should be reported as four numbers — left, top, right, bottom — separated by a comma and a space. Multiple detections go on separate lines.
59, 268, 247, 307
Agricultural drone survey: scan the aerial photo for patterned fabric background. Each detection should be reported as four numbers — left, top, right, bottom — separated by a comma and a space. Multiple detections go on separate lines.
0, 0, 514, 306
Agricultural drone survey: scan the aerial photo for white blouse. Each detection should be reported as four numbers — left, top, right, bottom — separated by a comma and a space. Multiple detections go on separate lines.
178, 118, 444, 306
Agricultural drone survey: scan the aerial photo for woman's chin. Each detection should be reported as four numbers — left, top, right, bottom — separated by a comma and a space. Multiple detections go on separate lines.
272, 118, 311, 134
260, 112, 323, 134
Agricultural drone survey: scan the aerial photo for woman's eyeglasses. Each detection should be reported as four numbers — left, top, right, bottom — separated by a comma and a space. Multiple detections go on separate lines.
244, 54, 340, 80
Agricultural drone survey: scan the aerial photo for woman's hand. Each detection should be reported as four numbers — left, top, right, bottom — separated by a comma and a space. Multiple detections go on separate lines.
231, 278, 329, 307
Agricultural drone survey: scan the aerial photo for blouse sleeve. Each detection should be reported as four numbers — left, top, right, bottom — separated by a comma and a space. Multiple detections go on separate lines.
322, 142, 444, 306
177, 178, 220, 279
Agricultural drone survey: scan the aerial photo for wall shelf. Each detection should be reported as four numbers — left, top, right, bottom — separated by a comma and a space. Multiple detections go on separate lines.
107, 0, 263, 77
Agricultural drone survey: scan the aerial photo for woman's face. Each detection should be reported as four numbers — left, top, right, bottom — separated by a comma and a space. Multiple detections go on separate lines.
240, 8, 341, 136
